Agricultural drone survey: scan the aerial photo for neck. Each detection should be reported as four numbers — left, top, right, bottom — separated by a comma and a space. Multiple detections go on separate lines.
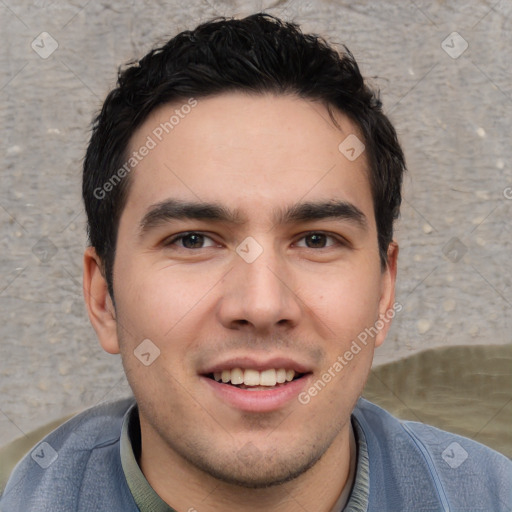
139, 420, 353, 512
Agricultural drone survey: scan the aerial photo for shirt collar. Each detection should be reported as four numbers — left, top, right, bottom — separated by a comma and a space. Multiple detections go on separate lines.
343, 414, 370, 511
120, 403, 176, 511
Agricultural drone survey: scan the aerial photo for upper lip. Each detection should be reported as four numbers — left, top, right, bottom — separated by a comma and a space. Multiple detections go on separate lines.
199, 356, 313, 375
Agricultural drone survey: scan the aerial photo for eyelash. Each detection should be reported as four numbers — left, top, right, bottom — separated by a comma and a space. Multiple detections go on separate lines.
164, 232, 218, 249
164, 231, 345, 250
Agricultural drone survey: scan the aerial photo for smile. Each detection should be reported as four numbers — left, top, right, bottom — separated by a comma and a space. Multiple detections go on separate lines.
201, 365, 311, 412
209, 368, 303, 389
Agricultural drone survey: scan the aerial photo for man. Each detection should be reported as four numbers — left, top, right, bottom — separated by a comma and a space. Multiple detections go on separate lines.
1, 13, 510, 512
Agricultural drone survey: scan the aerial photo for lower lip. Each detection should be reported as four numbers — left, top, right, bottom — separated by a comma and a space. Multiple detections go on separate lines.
201, 375, 311, 412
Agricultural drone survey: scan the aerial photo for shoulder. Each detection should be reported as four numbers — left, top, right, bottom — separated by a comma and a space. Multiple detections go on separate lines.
0, 397, 137, 512
353, 398, 512, 511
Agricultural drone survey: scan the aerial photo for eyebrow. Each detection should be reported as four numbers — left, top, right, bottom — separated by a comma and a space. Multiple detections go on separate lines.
139, 200, 244, 235
276, 200, 367, 228
138, 198, 367, 236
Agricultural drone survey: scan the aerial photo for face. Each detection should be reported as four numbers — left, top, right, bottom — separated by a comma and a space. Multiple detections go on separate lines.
85, 92, 397, 488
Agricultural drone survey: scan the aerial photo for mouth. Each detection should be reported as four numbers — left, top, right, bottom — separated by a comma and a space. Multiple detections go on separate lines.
200, 360, 312, 412
205, 368, 307, 391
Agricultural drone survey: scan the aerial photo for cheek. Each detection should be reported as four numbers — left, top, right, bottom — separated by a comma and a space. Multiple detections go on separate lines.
303, 265, 382, 339
115, 274, 200, 404
115, 266, 214, 343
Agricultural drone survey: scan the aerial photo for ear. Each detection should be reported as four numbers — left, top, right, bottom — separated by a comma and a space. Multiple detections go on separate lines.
375, 241, 399, 348
83, 247, 120, 354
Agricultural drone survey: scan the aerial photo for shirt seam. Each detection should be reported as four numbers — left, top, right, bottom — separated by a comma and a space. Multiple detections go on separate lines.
400, 422, 451, 512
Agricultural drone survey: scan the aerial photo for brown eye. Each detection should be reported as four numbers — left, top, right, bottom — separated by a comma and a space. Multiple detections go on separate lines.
165, 232, 217, 249
181, 233, 206, 248
305, 234, 328, 248
296, 233, 338, 249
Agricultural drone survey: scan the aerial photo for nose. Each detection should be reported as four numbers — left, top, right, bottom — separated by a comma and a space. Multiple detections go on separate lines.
217, 244, 303, 333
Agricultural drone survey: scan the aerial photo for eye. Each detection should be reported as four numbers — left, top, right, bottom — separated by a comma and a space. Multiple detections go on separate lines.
295, 232, 340, 249
165, 232, 218, 249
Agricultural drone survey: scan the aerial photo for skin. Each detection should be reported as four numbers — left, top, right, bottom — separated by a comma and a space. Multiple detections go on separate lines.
84, 92, 398, 512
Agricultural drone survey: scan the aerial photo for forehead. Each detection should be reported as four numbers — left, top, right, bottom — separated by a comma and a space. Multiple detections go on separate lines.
122, 92, 374, 228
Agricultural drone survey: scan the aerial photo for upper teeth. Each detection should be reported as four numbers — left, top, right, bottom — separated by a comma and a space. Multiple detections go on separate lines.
213, 368, 296, 387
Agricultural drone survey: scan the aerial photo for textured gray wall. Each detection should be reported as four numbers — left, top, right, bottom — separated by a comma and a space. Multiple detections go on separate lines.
1, 0, 511, 448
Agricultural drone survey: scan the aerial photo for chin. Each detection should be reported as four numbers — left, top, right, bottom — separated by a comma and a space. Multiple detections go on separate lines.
203, 457, 321, 489
181, 440, 327, 489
